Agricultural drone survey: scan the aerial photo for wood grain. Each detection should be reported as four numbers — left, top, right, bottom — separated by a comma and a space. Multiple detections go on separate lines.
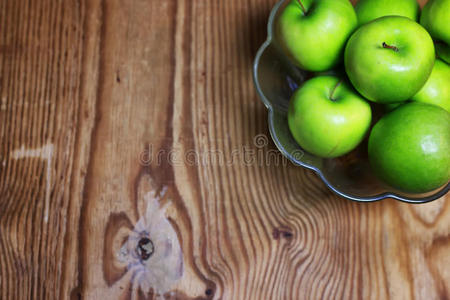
0, 0, 448, 299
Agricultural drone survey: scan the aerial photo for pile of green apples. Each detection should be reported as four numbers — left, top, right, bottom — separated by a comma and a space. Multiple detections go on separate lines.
277, 0, 450, 193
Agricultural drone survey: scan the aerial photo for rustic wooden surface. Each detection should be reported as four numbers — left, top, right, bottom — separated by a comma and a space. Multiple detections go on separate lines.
1, 0, 449, 299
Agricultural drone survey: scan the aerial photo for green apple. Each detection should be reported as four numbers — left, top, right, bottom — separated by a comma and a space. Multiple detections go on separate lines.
288, 76, 372, 158
355, 0, 419, 27
276, 0, 357, 71
411, 59, 450, 112
420, 0, 450, 45
345, 16, 435, 103
368, 102, 450, 193
436, 43, 450, 64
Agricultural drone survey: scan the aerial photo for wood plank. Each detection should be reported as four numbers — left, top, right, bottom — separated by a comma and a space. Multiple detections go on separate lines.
0, 0, 448, 299
0, 0, 85, 298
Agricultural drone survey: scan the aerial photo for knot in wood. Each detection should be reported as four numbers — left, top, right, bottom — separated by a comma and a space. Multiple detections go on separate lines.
136, 237, 154, 261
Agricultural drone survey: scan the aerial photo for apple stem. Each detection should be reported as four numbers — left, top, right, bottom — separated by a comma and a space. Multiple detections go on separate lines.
330, 80, 343, 101
382, 42, 399, 52
297, 0, 307, 15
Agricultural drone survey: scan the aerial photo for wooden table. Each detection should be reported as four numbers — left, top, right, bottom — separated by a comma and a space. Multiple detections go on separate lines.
1, 0, 448, 299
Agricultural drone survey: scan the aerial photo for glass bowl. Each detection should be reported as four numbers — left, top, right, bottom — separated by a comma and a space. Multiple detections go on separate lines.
252, 0, 449, 203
